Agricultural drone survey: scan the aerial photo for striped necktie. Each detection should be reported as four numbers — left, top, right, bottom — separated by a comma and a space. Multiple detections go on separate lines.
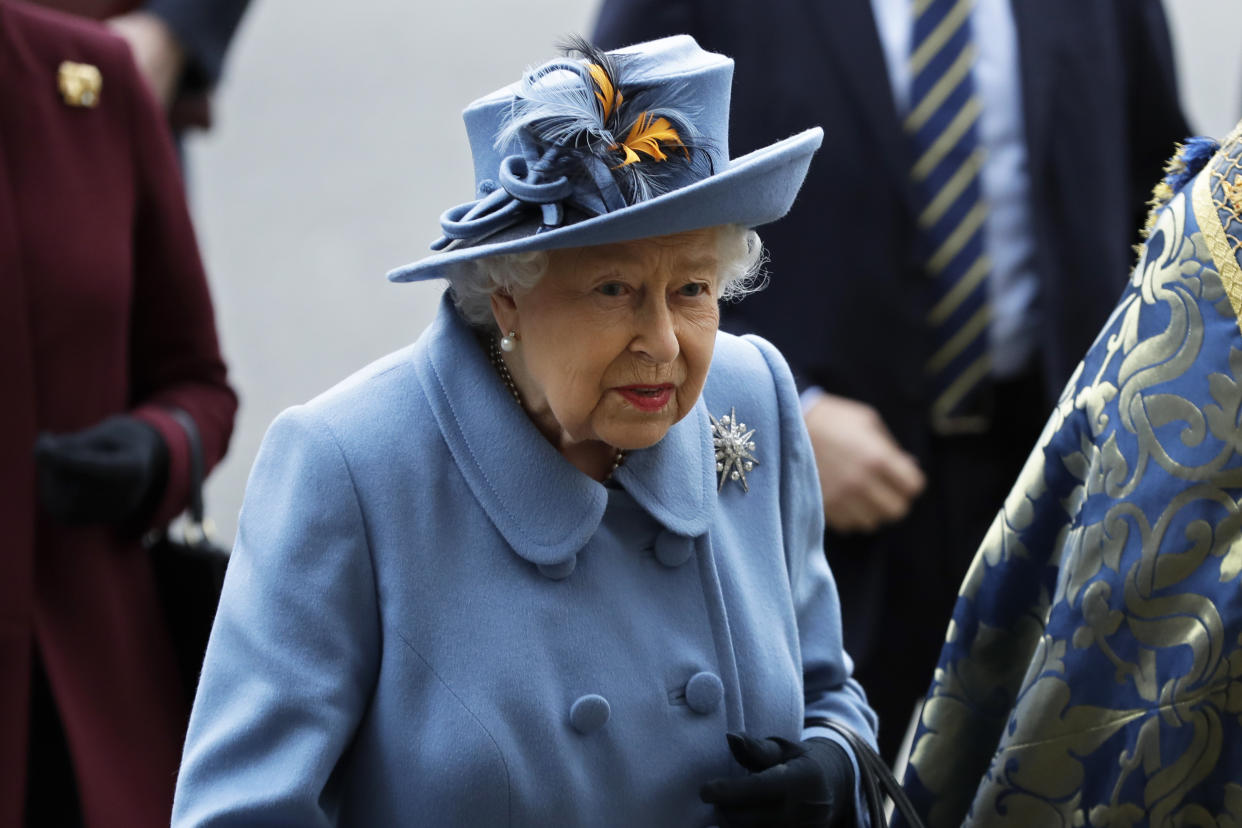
906, 0, 992, 433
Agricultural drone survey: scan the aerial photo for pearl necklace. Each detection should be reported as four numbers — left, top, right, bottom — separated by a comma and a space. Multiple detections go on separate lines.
488, 336, 624, 481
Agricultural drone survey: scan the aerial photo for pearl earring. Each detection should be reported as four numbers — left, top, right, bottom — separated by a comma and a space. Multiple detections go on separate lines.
500, 330, 519, 352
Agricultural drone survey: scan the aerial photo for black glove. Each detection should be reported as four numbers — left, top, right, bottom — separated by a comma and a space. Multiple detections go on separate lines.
700, 732, 855, 828
35, 415, 170, 528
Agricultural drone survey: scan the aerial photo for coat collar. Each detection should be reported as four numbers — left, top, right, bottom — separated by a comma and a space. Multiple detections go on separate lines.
413, 294, 716, 568
1009, 0, 1056, 177
806, 0, 915, 210
611, 392, 716, 540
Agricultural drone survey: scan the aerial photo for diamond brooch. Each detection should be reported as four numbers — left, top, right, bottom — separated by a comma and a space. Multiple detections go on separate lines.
710, 407, 758, 493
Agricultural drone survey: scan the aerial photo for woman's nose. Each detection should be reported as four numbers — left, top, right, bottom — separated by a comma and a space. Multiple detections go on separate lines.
630, 300, 679, 363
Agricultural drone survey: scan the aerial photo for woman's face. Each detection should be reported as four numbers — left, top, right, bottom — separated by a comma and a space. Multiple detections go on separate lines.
492, 227, 722, 454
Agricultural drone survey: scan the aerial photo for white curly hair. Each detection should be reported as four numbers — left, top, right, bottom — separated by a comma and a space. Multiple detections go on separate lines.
446, 224, 767, 329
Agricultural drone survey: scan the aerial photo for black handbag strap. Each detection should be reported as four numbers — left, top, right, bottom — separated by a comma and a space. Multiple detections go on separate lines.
806, 718, 927, 828
165, 408, 210, 540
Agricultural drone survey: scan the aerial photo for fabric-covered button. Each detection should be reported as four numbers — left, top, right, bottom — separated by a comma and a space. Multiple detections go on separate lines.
570, 694, 610, 734
654, 532, 695, 568
685, 671, 723, 715
537, 558, 576, 580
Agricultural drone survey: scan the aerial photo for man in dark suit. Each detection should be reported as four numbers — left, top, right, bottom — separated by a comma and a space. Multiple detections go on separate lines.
595, 0, 1188, 762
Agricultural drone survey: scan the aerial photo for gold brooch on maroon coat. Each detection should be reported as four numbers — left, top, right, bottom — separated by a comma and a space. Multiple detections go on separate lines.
58, 61, 102, 108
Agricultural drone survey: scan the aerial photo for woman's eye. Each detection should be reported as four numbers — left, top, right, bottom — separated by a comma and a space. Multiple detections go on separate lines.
678, 282, 708, 298
597, 282, 626, 297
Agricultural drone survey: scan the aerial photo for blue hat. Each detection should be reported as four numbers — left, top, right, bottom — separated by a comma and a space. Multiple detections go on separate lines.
387, 35, 824, 283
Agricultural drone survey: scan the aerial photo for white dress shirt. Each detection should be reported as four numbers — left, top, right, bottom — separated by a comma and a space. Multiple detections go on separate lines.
872, 0, 1039, 379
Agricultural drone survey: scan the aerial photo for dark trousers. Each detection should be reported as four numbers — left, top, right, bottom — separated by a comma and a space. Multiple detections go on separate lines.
830, 366, 1049, 764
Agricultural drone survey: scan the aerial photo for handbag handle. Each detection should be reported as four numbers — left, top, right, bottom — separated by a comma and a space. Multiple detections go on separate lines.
805, 717, 926, 828
165, 408, 216, 548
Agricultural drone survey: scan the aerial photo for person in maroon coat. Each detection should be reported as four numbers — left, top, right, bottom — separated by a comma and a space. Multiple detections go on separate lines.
0, 2, 237, 825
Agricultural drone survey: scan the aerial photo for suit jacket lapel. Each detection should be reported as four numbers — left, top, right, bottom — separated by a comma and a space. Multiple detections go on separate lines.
807, 0, 916, 209
1010, 0, 1056, 178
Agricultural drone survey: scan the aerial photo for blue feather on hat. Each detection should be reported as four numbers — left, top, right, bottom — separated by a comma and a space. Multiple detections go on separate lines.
498, 36, 710, 205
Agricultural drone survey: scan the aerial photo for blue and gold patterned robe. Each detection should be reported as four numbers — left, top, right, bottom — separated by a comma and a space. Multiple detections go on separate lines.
899, 128, 1242, 827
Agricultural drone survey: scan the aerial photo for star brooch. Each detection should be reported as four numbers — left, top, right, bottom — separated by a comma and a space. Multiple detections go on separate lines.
711, 407, 758, 493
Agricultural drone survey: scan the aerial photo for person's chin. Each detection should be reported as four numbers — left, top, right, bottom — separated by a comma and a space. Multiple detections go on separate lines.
599, 413, 677, 451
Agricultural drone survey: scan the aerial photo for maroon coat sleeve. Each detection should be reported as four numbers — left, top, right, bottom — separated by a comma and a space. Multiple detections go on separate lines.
119, 43, 236, 527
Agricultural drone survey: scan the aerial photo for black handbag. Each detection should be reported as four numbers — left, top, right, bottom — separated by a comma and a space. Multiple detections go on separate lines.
806, 717, 927, 828
146, 408, 229, 703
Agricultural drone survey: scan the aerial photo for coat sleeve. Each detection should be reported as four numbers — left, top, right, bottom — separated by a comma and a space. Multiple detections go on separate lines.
172, 406, 380, 826
118, 41, 237, 528
747, 335, 880, 818
142, 0, 252, 92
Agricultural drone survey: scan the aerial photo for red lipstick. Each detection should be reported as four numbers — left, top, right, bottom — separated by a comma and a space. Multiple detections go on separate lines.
616, 384, 674, 412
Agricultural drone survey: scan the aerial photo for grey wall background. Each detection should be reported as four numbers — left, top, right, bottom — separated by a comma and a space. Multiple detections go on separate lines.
187, 1, 1242, 544
1168, 1, 1242, 138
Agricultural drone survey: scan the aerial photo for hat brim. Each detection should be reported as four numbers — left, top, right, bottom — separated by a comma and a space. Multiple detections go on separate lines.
387, 127, 824, 283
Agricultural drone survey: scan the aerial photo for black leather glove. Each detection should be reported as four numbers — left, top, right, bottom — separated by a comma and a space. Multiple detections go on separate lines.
700, 732, 855, 828
35, 415, 170, 528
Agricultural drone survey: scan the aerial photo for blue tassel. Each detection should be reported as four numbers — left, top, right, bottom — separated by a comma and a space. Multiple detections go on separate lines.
1164, 136, 1220, 193
1139, 136, 1221, 242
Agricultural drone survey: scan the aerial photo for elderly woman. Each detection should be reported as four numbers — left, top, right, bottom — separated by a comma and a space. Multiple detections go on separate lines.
173, 36, 877, 827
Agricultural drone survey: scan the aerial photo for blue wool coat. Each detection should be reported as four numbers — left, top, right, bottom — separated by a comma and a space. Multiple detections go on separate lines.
173, 294, 877, 826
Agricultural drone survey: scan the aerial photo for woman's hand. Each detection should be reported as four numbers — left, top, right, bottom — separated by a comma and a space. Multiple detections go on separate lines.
804, 392, 925, 533
35, 415, 169, 528
700, 732, 855, 828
